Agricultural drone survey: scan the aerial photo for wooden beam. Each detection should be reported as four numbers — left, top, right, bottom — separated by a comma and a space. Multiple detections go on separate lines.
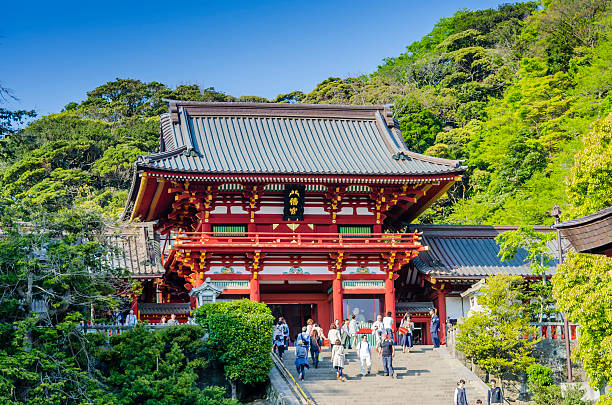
146, 178, 166, 221
130, 173, 149, 221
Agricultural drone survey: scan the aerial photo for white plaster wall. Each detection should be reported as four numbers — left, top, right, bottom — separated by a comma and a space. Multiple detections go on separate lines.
355, 207, 373, 215
257, 205, 282, 215
229, 205, 248, 214
303, 206, 328, 215
211, 205, 228, 214
445, 296, 465, 321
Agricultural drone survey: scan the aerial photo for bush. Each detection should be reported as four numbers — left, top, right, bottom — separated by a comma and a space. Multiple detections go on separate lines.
526, 364, 554, 387
194, 299, 274, 399
95, 324, 237, 405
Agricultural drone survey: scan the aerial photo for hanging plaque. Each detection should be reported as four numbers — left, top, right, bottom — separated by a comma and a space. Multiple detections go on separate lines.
283, 185, 305, 221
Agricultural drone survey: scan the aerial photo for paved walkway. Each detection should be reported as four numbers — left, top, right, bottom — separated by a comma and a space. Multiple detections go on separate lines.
281, 345, 488, 405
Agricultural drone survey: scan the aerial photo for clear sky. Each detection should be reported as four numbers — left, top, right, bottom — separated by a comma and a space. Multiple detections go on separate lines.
1, 0, 506, 117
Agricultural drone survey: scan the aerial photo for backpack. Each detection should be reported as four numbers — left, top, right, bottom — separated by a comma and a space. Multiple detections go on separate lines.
296, 345, 307, 359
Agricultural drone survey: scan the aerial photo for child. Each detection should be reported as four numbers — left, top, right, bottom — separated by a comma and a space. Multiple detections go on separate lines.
331, 339, 346, 381
294, 340, 310, 380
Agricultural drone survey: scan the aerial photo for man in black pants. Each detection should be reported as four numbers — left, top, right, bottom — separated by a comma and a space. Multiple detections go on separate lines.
487, 379, 503, 404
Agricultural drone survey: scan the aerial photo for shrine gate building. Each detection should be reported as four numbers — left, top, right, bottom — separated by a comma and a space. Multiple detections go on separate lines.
123, 101, 467, 341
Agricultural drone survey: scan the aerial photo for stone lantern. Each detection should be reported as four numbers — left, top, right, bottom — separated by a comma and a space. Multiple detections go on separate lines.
189, 277, 222, 307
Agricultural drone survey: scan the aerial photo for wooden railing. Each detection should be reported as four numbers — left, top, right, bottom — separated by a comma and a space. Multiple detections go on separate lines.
78, 323, 189, 337
172, 231, 423, 250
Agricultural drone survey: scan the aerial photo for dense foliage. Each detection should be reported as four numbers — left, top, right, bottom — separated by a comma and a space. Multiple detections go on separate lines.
552, 253, 612, 391
496, 226, 557, 322
526, 364, 592, 405
456, 274, 538, 389
193, 300, 274, 399
94, 324, 238, 405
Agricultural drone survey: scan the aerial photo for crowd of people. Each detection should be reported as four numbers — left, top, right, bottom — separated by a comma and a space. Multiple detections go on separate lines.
108, 308, 195, 326
273, 311, 504, 404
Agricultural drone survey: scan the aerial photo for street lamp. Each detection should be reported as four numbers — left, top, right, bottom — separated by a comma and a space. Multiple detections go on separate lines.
550, 204, 573, 383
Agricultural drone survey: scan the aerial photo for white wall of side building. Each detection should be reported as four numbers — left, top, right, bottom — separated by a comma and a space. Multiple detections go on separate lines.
445, 296, 465, 321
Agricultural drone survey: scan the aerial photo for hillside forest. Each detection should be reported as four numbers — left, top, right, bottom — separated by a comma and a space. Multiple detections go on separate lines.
1, 0, 612, 227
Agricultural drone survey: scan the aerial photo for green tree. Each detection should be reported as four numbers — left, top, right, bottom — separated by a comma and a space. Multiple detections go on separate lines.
193, 300, 273, 399
456, 274, 538, 391
496, 226, 557, 322
552, 252, 612, 390
565, 112, 612, 219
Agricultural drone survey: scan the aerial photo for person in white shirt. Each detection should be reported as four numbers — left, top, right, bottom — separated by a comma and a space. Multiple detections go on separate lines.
328, 323, 341, 352
356, 335, 372, 376
371, 315, 384, 347
348, 314, 359, 349
125, 309, 137, 326
382, 311, 395, 344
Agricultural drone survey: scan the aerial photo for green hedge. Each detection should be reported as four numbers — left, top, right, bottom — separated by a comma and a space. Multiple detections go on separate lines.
193, 300, 274, 397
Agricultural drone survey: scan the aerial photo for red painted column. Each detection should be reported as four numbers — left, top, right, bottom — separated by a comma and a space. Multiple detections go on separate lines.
436, 290, 447, 345
332, 273, 343, 323
250, 272, 260, 302
385, 273, 396, 332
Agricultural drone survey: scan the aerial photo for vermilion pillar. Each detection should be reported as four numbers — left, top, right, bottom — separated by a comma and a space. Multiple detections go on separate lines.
332, 274, 343, 322
385, 274, 396, 331
250, 272, 260, 302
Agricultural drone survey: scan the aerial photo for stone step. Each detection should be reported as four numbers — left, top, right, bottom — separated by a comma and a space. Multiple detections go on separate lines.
279, 345, 489, 404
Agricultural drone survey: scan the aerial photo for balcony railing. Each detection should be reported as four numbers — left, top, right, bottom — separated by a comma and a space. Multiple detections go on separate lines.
171, 231, 424, 252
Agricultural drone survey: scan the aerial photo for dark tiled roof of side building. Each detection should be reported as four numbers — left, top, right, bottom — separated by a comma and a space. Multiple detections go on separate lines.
136, 101, 466, 176
409, 224, 565, 279
553, 206, 612, 254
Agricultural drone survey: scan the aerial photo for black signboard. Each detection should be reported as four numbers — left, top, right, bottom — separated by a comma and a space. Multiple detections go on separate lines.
283, 185, 305, 221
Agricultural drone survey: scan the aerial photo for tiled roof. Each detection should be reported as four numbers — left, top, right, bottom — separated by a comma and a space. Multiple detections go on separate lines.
139, 303, 191, 315
136, 101, 465, 176
396, 301, 434, 313
410, 225, 561, 278
554, 206, 612, 254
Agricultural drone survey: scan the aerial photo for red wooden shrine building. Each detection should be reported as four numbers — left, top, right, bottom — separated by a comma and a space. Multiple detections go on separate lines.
123, 101, 471, 342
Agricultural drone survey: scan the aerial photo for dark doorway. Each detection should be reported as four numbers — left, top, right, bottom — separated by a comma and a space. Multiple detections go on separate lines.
268, 303, 317, 343
413, 322, 427, 345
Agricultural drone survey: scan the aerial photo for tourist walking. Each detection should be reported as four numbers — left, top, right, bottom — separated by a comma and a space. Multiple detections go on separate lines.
328, 323, 340, 352
488, 379, 503, 404
297, 326, 311, 349
295, 340, 310, 380
429, 309, 440, 348
306, 318, 314, 335
454, 379, 468, 405
125, 309, 137, 326
356, 335, 372, 376
167, 313, 178, 325
378, 333, 395, 378
382, 311, 395, 344
309, 329, 322, 368
273, 320, 286, 359
331, 339, 346, 381
313, 323, 326, 341
112, 308, 124, 325
349, 314, 359, 349
399, 314, 414, 353
341, 319, 351, 349
371, 315, 384, 347
279, 317, 289, 350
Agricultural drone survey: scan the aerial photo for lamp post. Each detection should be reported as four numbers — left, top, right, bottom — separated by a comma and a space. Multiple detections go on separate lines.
550, 204, 573, 383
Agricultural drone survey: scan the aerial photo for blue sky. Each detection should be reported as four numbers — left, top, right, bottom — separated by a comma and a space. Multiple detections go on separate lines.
1, 0, 506, 117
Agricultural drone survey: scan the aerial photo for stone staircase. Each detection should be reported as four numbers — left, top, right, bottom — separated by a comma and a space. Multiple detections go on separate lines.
280, 345, 489, 405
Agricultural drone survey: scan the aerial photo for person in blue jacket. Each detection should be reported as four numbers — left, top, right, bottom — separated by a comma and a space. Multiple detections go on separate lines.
430, 309, 440, 348
295, 340, 310, 380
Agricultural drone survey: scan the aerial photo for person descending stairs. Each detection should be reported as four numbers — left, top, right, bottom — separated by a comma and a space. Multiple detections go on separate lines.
281, 344, 489, 405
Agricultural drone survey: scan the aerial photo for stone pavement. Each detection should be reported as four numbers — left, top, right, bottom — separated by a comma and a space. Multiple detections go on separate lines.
280, 344, 489, 405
